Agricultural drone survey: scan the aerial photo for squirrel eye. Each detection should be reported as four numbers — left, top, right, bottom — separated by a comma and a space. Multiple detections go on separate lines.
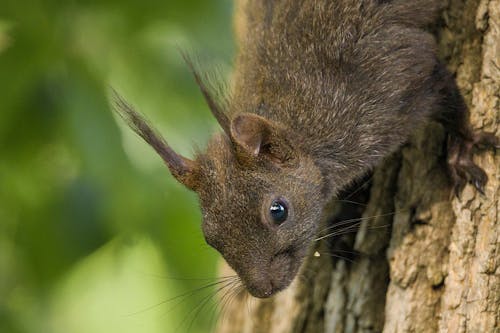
269, 199, 288, 225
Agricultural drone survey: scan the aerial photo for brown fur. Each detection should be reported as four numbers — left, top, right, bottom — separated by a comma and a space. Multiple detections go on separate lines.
114, 0, 498, 298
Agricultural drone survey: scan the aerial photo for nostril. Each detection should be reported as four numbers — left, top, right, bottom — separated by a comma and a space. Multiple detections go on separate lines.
263, 288, 273, 298
247, 280, 274, 298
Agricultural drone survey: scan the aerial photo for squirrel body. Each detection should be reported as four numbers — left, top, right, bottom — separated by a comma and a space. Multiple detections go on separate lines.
114, 0, 498, 298
231, 0, 442, 194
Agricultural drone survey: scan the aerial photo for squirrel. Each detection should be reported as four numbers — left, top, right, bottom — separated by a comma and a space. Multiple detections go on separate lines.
113, 0, 499, 298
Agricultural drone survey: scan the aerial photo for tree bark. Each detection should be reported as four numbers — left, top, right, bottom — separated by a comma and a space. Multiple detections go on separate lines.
216, 0, 499, 332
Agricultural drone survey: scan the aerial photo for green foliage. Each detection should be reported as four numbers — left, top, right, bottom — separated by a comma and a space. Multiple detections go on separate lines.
0, 1, 233, 332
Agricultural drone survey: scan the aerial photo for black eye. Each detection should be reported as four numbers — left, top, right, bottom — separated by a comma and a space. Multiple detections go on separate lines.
269, 199, 288, 224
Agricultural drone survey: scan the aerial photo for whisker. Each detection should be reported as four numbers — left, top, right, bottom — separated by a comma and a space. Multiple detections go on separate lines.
319, 251, 356, 263
213, 280, 242, 331
245, 290, 255, 327
333, 199, 368, 206
316, 221, 364, 240
315, 222, 391, 242
329, 249, 360, 255
318, 211, 397, 235
206, 281, 233, 332
178, 278, 237, 332
343, 175, 373, 200
317, 217, 364, 235
158, 282, 238, 321
135, 272, 238, 282
124, 277, 236, 316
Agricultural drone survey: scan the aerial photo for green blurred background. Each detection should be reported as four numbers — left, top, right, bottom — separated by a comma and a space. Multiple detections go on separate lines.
0, 1, 234, 332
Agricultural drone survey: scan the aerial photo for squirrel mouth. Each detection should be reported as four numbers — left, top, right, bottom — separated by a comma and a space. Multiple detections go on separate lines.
241, 248, 299, 298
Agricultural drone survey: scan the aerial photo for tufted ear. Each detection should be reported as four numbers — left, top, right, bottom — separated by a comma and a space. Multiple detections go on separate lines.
112, 91, 200, 191
181, 52, 231, 136
230, 113, 296, 164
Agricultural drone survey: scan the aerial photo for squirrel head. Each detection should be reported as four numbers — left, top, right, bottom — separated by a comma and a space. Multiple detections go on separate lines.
196, 113, 325, 298
112, 65, 326, 298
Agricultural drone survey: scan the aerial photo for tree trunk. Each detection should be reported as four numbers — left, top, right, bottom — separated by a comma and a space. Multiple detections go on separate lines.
216, 0, 499, 332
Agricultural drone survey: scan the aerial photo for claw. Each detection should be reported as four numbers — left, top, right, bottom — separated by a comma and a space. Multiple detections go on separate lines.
473, 132, 500, 150
453, 184, 463, 199
447, 130, 497, 197
473, 179, 485, 195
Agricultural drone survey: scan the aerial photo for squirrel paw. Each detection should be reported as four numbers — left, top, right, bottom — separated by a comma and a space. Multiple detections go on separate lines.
447, 131, 499, 197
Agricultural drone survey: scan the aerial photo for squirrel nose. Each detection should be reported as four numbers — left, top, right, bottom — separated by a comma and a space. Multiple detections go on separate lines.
248, 286, 273, 298
247, 281, 273, 298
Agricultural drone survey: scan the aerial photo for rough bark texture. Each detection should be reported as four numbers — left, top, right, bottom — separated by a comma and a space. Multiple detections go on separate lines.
216, 0, 499, 332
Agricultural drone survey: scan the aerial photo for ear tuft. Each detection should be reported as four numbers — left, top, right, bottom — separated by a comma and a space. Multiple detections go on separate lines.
111, 89, 200, 191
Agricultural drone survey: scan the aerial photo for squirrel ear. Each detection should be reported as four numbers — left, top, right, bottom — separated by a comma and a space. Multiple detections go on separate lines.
230, 113, 295, 164
112, 91, 200, 191
230, 113, 270, 156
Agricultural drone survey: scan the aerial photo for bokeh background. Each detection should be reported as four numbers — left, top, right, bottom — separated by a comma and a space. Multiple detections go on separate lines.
0, 1, 234, 332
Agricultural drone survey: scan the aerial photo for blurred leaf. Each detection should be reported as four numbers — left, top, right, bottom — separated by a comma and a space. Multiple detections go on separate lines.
0, 1, 233, 332
47, 237, 173, 333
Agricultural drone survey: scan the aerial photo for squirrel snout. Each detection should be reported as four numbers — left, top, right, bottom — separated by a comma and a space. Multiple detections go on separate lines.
244, 250, 298, 298
245, 277, 274, 298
